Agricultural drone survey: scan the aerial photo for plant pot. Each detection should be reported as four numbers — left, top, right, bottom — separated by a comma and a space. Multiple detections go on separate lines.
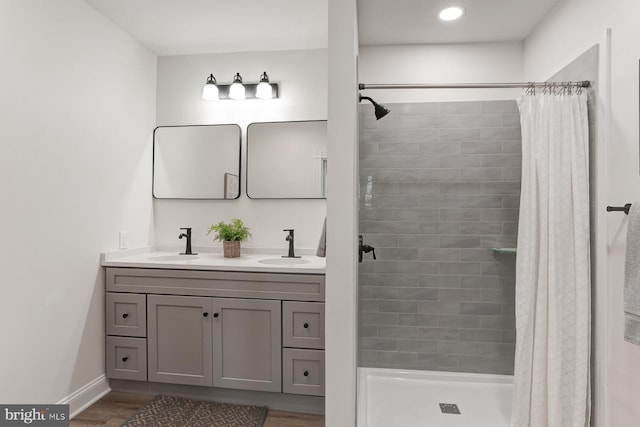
223, 241, 241, 258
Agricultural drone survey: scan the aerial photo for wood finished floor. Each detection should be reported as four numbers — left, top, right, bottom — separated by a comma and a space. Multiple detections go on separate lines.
70, 391, 324, 427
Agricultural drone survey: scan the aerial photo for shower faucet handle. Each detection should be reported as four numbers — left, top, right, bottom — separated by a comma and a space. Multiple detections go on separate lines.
358, 235, 377, 263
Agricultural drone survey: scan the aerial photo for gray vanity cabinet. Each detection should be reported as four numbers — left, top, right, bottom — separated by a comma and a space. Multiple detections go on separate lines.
212, 298, 281, 392
147, 295, 213, 386
105, 267, 324, 397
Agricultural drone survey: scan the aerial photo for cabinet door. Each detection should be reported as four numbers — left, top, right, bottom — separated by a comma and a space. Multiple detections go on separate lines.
147, 295, 213, 386
212, 298, 281, 392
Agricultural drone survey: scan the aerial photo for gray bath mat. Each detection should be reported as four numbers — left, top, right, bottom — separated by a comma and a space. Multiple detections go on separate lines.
121, 395, 268, 427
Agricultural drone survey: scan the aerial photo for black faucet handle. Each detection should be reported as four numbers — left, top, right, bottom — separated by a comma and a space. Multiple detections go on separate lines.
358, 235, 377, 262
282, 228, 300, 258
364, 245, 377, 260
283, 229, 294, 241
180, 227, 192, 233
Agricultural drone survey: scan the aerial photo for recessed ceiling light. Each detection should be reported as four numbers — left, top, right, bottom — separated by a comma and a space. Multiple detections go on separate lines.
439, 6, 465, 21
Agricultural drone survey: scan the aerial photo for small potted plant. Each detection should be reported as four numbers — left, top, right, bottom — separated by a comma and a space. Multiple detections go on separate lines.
206, 218, 252, 258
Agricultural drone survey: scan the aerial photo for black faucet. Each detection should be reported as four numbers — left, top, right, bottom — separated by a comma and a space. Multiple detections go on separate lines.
179, 227, 197, 255
282, 229, 301, 258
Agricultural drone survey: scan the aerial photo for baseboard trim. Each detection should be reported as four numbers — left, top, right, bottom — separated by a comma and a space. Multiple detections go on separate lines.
110, 379, 325, 415
58, 374, 111, 419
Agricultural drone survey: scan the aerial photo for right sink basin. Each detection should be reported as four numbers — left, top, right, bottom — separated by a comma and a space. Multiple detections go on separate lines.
258, 258, 311, 265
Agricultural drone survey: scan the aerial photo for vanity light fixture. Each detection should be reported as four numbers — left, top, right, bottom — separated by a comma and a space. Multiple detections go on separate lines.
201, 74, 219, 101
439, 6, 465, 21
229, 73, 246, 100
256, 72, 274, 99
201, 72, 280, 101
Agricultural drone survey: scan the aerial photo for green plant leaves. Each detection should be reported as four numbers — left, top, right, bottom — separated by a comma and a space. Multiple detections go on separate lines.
206, 218, 252, 242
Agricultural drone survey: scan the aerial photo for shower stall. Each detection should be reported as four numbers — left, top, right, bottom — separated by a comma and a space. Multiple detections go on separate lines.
356, 97, 521, 426
353, 42, 600, 426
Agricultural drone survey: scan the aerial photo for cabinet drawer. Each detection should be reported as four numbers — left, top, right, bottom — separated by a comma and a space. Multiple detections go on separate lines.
283, 302, 324, 349
106, 292, 146, 337
282, 349, 324, 396
106, 336, 147, 381
106, 268, 325, 302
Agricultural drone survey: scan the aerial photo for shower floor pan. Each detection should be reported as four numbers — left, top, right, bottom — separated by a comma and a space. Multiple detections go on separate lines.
357, 368, 513, 427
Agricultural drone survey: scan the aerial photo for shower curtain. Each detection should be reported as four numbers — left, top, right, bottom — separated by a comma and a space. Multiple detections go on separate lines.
511, 91, 591, 427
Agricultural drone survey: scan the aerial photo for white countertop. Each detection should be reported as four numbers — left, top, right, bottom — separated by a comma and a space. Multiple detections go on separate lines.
101, 248, 326, 274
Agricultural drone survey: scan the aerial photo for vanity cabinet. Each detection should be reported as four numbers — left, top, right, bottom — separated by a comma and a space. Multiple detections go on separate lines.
105, 267, 324, 397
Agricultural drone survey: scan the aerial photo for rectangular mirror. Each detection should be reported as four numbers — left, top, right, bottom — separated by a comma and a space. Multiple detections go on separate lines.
246, 120, 327, 199
153, 124, 241, 199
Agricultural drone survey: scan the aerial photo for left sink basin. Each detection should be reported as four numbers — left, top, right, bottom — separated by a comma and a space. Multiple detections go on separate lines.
147, 255, 200, 262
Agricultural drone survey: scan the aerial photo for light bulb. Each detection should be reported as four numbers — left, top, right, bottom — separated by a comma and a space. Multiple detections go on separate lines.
256, 72, 273, 99
229, 73, 246, 100
202, 83, 219, 100
201, 74, 219, 101
439, 6, 464, 21
256, 82, 273, 99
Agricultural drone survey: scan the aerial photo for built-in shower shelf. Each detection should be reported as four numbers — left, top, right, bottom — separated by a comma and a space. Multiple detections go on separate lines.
487, 247, 517, 254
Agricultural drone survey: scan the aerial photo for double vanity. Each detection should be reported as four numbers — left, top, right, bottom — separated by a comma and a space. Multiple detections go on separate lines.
102, 250, 326, 409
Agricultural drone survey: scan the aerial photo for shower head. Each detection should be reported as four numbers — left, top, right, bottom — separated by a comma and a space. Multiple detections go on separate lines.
359, 95, 391, 120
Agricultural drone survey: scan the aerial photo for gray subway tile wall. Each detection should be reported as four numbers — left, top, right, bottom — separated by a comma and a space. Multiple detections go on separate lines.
358, 100, 520, 375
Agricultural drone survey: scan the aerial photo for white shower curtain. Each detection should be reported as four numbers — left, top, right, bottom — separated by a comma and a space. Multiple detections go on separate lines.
511, 92, 591, 427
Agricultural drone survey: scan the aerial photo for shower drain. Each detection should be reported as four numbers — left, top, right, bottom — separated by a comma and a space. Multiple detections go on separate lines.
439, 403, 461, 414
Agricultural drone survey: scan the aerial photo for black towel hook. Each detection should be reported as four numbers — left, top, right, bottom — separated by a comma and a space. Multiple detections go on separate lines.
606, 204, 632, 215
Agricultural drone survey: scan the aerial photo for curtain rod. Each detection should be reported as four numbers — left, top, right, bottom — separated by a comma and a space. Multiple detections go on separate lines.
358, 81, 590, 90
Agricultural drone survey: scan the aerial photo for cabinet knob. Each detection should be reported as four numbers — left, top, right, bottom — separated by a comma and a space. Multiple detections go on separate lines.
122, 313, 129, 319
213, 313, 219, 318
303, 370, 309, 377
203, 312, 209, 317
303, 323, 309, 329
122, 356, 128, 362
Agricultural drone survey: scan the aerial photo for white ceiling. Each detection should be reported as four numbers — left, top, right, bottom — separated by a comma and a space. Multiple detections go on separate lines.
83, 0, 561, 56
358, 0, 562, 45
83, 0, 328, 56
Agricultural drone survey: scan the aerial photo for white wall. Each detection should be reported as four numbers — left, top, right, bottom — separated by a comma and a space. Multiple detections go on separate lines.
524, 0, 640, 425
155, 49, 327, 251
0, 0, 156, 407
326, 0, 359, 425
359, 42, 524, 103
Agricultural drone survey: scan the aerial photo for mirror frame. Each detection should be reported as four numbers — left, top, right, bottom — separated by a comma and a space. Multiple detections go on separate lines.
152, 124, 242, 200
246, 119, 328, 200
